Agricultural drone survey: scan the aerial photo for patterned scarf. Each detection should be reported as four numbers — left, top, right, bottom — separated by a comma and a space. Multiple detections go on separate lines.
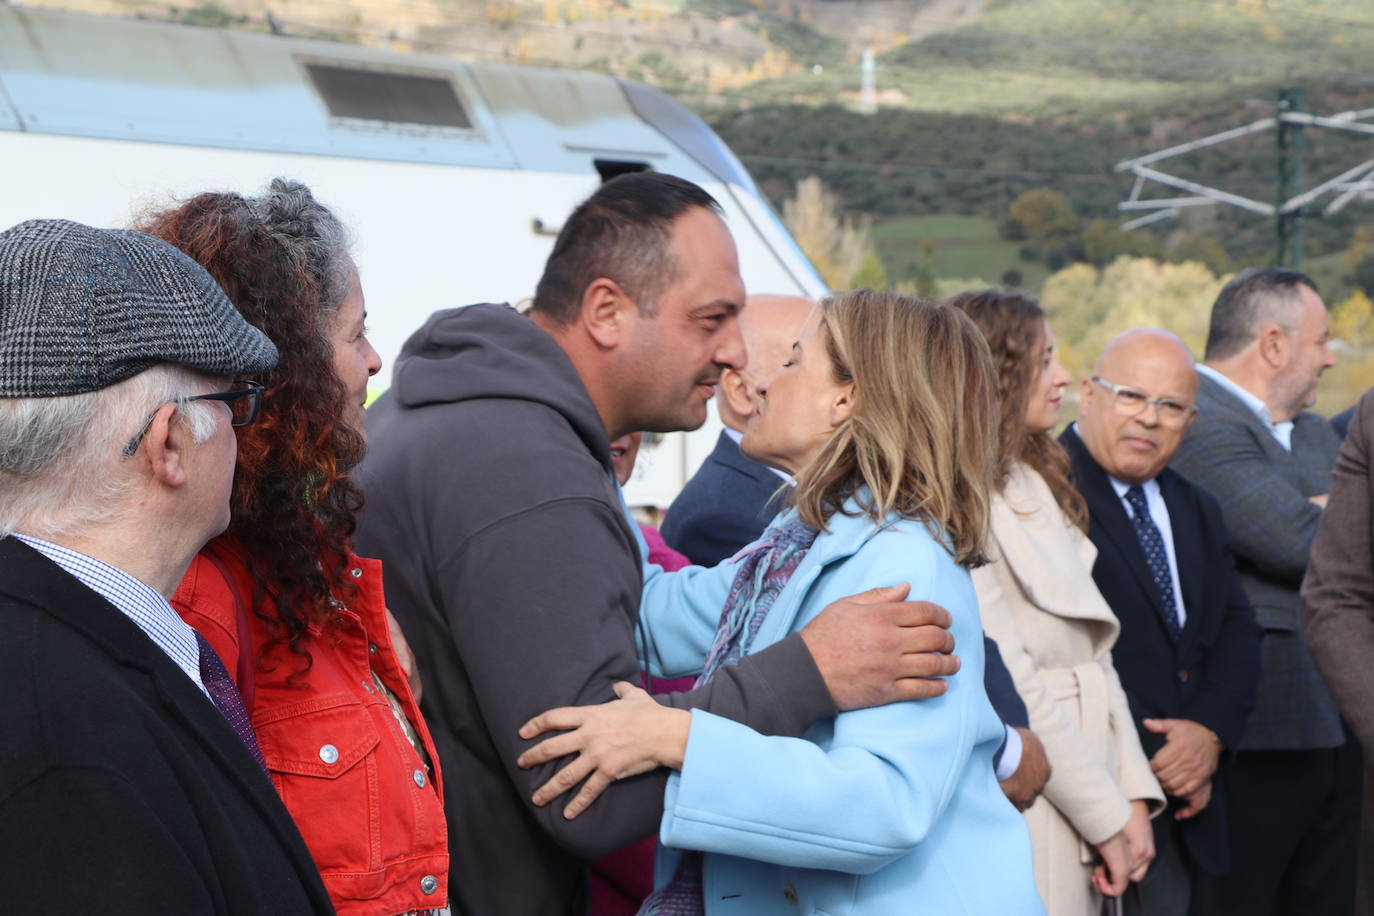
638, 516, 819, 916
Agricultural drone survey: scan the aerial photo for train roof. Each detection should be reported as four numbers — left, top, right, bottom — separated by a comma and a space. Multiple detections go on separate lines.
0, 4, 760, 193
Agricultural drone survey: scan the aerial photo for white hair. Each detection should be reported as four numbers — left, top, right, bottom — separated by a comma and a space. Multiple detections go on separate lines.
0, 364, 221, 539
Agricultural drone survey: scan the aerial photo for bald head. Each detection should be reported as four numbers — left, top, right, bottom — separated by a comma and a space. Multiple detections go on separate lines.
718, 294, 815, 431
1078, 328, 1199, 484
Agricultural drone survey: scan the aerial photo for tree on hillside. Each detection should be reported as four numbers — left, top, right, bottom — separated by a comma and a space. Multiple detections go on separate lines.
1082, 218, 1162, 266
782, 176, 886, 290
1039, 257, 1225, 396
1167, 234, 1232, 276
1318, 289, 1374, 416
1007, 188, 1078, 247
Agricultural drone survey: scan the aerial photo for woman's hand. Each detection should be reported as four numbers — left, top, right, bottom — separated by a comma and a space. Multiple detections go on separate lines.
1091, 831, 1133, 898
516, 682, 691, 820
1122, 799, 1155, 883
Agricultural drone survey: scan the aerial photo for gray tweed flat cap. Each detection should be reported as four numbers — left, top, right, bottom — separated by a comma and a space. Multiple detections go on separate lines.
0, 218, 278, 397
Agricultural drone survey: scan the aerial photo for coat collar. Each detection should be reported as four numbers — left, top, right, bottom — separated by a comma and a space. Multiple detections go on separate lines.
0, 536, 328, 900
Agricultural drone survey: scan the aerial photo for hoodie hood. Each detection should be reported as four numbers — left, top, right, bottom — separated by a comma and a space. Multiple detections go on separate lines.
388, 302, 611, 467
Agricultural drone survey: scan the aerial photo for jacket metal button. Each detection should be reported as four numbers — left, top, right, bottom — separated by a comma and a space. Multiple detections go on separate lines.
319, 744, 339, 764
413, 768, 427, 788
420, 875, 438, 894
350, 567, 363, 578
368, 642, 378, 654
782, 883, 798, 904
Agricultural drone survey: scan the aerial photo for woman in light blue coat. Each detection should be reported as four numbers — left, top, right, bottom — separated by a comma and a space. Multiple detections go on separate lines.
519, 289, 1043, 915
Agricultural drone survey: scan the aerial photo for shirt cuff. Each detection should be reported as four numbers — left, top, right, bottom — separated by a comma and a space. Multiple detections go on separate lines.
994, 724, 1023, 781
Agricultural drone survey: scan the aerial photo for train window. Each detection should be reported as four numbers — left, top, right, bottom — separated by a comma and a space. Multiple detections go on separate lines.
594, 159, 651, 182
304, 63, 472, 129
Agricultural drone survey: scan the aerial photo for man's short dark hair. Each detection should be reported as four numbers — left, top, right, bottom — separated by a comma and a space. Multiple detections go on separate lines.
531, 172, 722, 324
1204, 266, 1320, 361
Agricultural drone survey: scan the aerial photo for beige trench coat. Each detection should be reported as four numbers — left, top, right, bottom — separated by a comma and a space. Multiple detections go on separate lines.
974, 463, 1164, 916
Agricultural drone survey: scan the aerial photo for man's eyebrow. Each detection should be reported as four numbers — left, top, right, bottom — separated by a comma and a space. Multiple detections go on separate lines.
692, 299, 741, 316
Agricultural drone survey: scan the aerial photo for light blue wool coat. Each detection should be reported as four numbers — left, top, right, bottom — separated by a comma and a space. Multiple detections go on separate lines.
634, 500, 1045, 915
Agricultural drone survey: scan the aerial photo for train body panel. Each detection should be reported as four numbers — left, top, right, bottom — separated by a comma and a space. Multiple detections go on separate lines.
0, 6, 824, 505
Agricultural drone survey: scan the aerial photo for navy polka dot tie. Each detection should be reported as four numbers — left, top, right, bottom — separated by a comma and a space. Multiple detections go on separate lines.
195, 631, 269, 775
1124, 485, 1182, 641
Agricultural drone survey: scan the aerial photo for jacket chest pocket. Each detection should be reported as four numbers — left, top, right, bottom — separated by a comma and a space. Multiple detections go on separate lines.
253, 695, 384, 873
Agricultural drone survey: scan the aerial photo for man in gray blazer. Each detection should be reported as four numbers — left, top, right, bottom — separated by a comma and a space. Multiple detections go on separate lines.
1302, 388, 1374, 916
1171, 267, 1356, 916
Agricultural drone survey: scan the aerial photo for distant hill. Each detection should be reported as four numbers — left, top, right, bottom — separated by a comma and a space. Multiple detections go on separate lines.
18, 0, 1374, 284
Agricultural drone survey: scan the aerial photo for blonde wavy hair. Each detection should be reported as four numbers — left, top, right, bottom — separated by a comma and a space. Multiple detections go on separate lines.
790, 288, 998, 567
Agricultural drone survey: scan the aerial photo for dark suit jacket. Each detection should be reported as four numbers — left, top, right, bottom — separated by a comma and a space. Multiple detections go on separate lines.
661, 430, 786, 568
1063, 426, 1260, 875
0, 538, 334, 915
1170, 371, 1343, 750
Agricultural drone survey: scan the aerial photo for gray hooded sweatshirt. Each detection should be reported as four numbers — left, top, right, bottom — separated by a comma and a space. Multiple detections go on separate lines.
355, 304, 834, 916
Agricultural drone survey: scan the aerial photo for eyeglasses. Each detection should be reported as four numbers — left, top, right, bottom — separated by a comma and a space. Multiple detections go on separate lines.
121, 380, 266, 457
1091, 376, 1197, 427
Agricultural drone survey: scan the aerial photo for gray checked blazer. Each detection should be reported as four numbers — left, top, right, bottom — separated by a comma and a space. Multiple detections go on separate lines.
1170, 371, 1342, 750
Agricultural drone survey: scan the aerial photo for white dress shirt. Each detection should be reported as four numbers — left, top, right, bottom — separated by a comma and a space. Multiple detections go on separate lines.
1197, 363, 1293, 451
16, 534, 208, 696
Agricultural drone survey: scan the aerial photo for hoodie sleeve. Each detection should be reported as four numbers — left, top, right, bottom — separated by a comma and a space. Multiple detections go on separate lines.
439, 495, 833, 859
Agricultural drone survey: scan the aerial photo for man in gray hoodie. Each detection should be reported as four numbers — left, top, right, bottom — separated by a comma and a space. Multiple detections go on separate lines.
356, 173, 960, 915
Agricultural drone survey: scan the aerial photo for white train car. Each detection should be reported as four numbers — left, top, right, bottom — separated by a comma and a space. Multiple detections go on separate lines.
0, 5, 824, 506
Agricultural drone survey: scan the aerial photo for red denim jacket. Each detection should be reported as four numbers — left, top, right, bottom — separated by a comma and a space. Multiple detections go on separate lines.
172, 538, 448, 916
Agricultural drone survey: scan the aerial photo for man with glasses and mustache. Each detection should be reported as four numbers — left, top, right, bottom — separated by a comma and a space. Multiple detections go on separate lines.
0, 219, 333, 914
1060, 328, 1260, 915
1168, 268, 1354, 916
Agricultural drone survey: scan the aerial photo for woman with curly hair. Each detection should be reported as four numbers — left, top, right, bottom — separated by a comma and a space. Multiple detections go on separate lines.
948, 289, 1162, 916
517, 289, 1041, 914
142, 179, 449, 916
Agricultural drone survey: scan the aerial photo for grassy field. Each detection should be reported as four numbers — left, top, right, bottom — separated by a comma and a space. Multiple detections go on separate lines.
871, 214, 1053, 292
737, 0, 1374, 118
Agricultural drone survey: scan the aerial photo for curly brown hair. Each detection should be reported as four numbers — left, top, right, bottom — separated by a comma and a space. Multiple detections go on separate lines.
138, 179, 366, 669
946, 289, 1088, 531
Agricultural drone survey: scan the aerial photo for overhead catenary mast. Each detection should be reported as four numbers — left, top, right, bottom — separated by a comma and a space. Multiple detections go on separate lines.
1115, 89, 1374, 269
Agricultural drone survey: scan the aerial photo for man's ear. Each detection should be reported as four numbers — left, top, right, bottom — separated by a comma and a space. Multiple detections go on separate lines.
1080, 376, 1095, 404
142, 403, 190, 489
1258, 322, 1290, 370
720, 367, 753, 419
579, 278, 635, 350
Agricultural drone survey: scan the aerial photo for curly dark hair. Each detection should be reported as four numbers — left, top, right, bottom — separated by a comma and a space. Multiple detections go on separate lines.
138, 178, 365, 670
946, 289, 1088, 532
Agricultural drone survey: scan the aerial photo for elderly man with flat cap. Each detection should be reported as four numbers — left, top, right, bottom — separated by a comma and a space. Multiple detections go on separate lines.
0, 219, 334, 914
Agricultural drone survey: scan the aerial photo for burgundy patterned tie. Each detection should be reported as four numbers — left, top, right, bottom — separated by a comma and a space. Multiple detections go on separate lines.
194, 630, 269, 775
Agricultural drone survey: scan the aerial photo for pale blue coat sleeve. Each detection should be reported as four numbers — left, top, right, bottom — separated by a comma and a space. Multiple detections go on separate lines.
657, 523, 990, 874
638, 552, 742, 680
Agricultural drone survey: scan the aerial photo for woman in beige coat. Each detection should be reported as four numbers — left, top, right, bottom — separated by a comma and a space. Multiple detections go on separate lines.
952, 290, 1164, 916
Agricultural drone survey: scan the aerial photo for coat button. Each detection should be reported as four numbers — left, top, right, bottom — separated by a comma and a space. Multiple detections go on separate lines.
350, 567, 363, 578
319, 744, 339, 764
413, 769, 427, 788
420, 875, 438, 894
368, 642, 379, 654
782, 883, 798, 904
